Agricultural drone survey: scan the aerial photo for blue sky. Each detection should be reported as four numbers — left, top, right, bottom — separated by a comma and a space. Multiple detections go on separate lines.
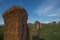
0, 0, 60, 25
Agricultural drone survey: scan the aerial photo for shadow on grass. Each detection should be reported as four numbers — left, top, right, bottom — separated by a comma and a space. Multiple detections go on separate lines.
32, 36, 44, 40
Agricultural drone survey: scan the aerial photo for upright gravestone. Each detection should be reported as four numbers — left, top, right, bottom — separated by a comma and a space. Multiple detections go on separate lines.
3, 6, 28, 40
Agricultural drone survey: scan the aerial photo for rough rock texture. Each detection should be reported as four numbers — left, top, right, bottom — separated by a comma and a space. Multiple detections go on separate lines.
3, 6, 28, 40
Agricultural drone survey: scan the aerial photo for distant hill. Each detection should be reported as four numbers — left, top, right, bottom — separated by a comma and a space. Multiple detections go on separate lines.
0, 25, 4, 27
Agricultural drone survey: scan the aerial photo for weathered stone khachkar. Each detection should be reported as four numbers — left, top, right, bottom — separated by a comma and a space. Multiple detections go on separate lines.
3, 6, 28, 40
35, 20, 40, 29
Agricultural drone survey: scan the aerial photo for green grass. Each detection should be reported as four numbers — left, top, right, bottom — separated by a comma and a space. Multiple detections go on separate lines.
28, 24, 60, 40
0, 24, 60, 40
39, 24, 60, 40
0, 25, 4, 40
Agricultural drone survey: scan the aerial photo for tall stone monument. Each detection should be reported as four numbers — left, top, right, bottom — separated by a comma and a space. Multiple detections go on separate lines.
3, 6, 28, 40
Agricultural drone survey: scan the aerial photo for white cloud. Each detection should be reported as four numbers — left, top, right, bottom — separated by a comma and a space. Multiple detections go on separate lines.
33, 5, 54, 16
43, 21, 50, 23
33, 0, 60, 16
48, 14, 60, 17
40, 5, 54, 13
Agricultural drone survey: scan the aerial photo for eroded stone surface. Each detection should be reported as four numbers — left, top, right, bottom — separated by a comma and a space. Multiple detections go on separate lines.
3, 6, 28, 40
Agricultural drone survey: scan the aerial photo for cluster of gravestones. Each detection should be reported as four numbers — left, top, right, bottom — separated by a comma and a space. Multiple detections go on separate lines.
3, 6, 41, 40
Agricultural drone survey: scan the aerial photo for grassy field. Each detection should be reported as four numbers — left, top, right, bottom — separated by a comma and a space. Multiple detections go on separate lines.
39, 24, 60, 40
0, 25, 4, 40
0, 24, 60, 40
28, 23, 60, 40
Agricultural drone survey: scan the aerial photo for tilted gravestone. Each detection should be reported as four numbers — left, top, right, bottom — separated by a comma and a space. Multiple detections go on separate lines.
3, 6, 28, 40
